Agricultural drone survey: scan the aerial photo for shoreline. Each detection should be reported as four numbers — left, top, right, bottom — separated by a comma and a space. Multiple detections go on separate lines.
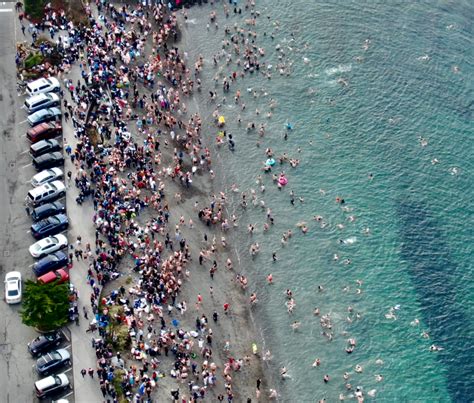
40, 1, 274, 402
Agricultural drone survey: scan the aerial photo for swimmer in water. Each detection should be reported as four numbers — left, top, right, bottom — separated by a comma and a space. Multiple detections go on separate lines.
355, 365, 363, 373
290, 321, 301, 330
312, 358, 321, 367
263, 350, 273, 361
375, 374, 384, 382
419, 137, 428, 147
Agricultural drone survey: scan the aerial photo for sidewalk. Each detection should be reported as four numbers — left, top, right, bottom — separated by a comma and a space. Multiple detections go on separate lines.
62, 63, 104, 403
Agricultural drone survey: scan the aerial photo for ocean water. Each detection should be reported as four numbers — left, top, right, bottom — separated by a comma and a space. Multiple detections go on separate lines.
180, 1, 473, 401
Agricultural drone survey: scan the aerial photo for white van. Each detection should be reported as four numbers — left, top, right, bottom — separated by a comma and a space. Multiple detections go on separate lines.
24, 93, 60, 114
35, 373, 70, 399
26, 77, 60, 97
26, 181, 66, 207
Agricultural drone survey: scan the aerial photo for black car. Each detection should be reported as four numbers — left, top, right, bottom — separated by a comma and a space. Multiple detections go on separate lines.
31, 201, 66, 222
36, 349, 71, 376
28, 332, 63, 357
32, 152, 64, 172
33, 251, 68, 277
31, 214, 69, 239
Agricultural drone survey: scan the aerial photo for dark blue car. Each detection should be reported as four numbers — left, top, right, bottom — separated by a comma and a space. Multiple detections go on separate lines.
31, 214, 68, 239
33, 251, 68, 277
31, 201, 65, 222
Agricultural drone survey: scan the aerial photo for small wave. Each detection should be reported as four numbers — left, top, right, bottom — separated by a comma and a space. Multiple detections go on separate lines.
325, 64, 352, 76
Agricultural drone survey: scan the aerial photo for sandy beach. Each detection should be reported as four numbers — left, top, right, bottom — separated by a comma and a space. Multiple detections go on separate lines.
17, 0, 275, 401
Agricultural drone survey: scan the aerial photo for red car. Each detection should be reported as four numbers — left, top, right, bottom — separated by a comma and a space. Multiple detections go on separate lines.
38, 268, 69, 285
27, 122, 62, 143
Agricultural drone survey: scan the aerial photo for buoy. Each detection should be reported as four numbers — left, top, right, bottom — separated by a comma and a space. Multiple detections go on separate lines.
278, 175, 288, 186
266, 158, 276, 166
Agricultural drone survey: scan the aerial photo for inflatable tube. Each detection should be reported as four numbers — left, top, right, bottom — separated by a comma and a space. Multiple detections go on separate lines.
278, 175, 288, 186
266, 158, 276, 166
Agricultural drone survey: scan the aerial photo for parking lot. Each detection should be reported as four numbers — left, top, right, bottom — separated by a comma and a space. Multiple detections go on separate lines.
0, 9, 74, 403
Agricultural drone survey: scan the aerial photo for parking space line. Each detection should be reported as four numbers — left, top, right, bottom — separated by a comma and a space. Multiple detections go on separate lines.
63, 368, 72, 374
62, 391, 73, 398
21, 163, 32, 169
18, 119, 28, 124
64, 344, 71, 350
20, 150, 29, 155
61, 330, 70, 342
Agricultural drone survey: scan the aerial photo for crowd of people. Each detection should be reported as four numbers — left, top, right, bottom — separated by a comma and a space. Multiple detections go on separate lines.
18, 0, 271, 402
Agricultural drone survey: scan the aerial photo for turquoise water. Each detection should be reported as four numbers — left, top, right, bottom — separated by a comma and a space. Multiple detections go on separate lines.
181, 1, 473, 401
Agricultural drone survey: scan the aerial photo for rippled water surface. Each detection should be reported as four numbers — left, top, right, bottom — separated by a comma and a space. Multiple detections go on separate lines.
180, 1, 473, 401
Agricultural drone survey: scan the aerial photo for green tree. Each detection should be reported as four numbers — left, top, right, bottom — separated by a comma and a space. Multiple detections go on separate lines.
20, 280, 69, 332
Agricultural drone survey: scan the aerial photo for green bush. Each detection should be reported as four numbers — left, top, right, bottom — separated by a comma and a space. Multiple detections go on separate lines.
24, 53, 44, 69
111, 368, 126, 397
24, 0, 48, 20
20, 280, 70, 332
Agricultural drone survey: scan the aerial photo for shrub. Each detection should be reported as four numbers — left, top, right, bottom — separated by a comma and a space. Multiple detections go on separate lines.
20, 280, 69, 332
24, 53, 44, 69
24, 0, 48, 21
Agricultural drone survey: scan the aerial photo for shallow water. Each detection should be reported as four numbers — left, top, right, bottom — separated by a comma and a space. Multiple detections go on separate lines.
180, 1, 473, 401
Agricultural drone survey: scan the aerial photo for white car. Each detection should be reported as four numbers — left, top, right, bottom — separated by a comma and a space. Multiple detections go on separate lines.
26, 181, 66, 207
4, 271, 22, 304
26, 77, 60, 97
29, 234, 68, 259
31, 168, 64, 187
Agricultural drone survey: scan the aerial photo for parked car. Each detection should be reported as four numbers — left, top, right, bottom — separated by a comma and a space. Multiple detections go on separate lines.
34, 372, 70, 399
30, 139, 61, 158
26, 181, 65, 207
32, 152, 64, 172
27, 122, 62, 143
33, 251, 68, 277
31, 214, 68, 239
31, 168, 63, 187
24, 93, 60, 114
28, 331, 63, 357
26, 77, 60, 97
36, 349, 71, 376
31, 201, 66, 222
29, 234, 68, 259
38, 268, 69, 285
4, 271, 22, 304
28, 107, 62, 127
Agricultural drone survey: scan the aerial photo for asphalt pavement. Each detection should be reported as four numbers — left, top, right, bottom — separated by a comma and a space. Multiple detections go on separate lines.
0, 8, 74, 403
0, 7, 40, 403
